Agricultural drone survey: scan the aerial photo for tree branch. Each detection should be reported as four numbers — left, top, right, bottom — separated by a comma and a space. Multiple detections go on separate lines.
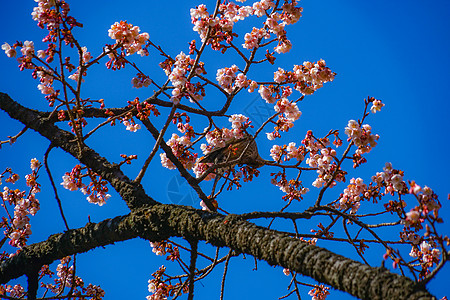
0, 92, 156, 210
0, 204, 436, 300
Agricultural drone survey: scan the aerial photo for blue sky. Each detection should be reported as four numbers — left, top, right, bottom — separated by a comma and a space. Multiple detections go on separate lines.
1, 1, 449, 299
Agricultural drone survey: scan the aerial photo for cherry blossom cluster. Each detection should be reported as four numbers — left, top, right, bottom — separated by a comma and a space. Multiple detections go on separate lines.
32, 0, 82, 48
259, 62, 334, 139
269, 60, 336, 96
404, 182, 441, 229
0, 169, 19, 185
398, 182, 443, 277
149, 241, 180, 262
265, 1, 304, 53
56, 256, 75, 287
190, 4, 216, 41
167, 52, 206, 104
262, 97, 302, 139
191, 0, 302, 53
243, 27, 268, 50
258, 80, 292, 104
336, 177, 367, 213
32, 0, 70, 30
147, 266, 180, 300
371, 162, 407, 195
80, 46, 92, 64
40, 256, 105, 298
308, 284, 330, 300
269, 142, 305, 162
160, 133, 197, 170
269, 130, 345, 191
240, 1, 302, 53
367, 163, 445, 277
2, 40, 36, 71
190, 4, 241, 50
122, 117, 141, 132
131, 74, 152, 88
220, 2, 254, 23
307, 148, 339, 188
216, 65, 251, 93
293, 60, 336, 95
344, 120, 379, 167
108, 21, 149, 56
61, 165, 111, 206
68, 67, 85, 83
1, 43, 17, 58
0, 284, 25, 298
302, 132, 346, 188
36, 69, 56, 95
2, 1, 88, 106
270, 171, 309, 202
274, 98, 302, 122
265, 17, 291, 53
409, 240, 441, 279
0, 159, 41, 248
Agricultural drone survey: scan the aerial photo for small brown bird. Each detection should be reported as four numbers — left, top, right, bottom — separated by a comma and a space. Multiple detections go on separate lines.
199, 134, 265, 170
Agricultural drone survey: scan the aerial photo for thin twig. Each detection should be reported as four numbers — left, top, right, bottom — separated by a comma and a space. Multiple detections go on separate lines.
220, 250, 233, 300
187, 239, 198, 300
44, 144, 69, 230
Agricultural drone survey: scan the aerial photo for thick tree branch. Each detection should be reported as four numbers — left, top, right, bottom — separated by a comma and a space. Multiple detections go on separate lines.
0, 204, 436, 300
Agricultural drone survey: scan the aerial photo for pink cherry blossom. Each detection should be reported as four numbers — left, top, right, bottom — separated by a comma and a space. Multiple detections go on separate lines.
2, 43, 17, 58
21, 41, 35, 57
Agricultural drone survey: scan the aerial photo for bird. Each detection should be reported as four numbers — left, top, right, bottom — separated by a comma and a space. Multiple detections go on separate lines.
199, 134, 265, 170
198, 133, 265, 199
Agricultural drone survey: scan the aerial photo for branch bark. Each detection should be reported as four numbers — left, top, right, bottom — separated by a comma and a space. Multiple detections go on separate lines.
0, 204, 435, 300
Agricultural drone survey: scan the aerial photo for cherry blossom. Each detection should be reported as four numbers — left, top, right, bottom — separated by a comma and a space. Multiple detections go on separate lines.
252, 0, 274, 18
345, 120, 379, 156
258, 85, 276, 104
270, 144, 283, 162
68, 68, 85, 82
243, 27, 268, 50
61, 174, 78, 191
108, 21, 149, 56
370, 99, 385, 113
274, 67, 287, 83
308, 285, 330, 300
81, 46, 91, 63
131, 76, 152, 88
160, 133, 197, 170
21, 41, 35, 58
1, 43, 17, 58
123, 119, 141, 132
286, 142, 304, 161
5, 284, 25, 298
293, 60, 335, 95
337, 177, 367, 213
274, 98, 302, 122
216, 65, 249, 93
